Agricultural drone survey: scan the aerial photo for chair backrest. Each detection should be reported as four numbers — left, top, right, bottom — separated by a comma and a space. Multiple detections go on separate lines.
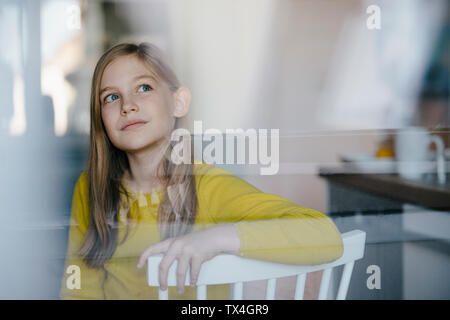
147, 229, 366, 300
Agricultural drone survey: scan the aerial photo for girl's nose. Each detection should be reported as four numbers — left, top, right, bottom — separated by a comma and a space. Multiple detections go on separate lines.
120, 97, 139, 115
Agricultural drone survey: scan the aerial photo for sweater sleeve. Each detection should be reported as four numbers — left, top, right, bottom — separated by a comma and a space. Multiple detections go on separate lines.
196, 164, 344, 265
59, 172, 107, 300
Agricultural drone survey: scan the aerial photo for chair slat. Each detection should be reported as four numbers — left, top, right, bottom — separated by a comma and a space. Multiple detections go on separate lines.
158, 288, 168, 300
265, 278, 276, 300
336, 261, 354, 300
294, 273, 307, 300
318, 268, 333, 300
148, 231, 366, 287
197, 285, 207, 300
231, 282, 243, 300
147, 230, 366, 300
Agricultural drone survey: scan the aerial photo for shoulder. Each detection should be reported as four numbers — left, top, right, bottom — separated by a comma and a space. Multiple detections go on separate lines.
192, 161, 260, 194
78, 170, 88, 184
71, 170, 90, 226
74, 170, 89, 195
192, 162, 238, 189
193, 162, 234, 179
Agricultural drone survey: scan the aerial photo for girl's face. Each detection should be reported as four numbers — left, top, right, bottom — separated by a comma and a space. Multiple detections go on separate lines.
99, 54, 188, 153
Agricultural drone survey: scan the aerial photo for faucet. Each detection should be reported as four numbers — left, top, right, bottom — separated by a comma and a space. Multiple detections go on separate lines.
430, 136, 446, 185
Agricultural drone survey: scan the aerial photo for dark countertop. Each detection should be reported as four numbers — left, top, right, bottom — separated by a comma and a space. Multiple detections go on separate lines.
319, 166, 450, 211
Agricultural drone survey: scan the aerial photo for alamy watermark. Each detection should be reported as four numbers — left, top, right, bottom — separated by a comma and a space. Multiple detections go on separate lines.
66, 264, 81, 290
366, 5, 381, 30
170, 120, 280, 175
366, 264, 381, 290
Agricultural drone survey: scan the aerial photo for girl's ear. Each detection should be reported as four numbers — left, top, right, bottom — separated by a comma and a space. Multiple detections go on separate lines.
173, 87, 191, 118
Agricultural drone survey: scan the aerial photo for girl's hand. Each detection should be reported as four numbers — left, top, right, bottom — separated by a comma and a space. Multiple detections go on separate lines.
136, 224, 240, 294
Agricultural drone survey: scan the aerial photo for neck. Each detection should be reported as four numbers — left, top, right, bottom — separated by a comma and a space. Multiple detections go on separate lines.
123, 138, 170, 193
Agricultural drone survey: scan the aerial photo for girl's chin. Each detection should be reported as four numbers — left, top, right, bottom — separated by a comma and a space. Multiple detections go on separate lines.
121, 145, 154, 153
115, 139, 163, 153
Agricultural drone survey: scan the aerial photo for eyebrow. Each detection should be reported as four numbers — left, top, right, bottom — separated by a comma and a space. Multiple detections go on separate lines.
99, 74, 158, 96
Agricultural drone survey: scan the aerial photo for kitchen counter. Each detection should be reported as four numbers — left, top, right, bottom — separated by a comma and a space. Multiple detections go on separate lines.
319, 166, 450, 211
319, 165, 450, 299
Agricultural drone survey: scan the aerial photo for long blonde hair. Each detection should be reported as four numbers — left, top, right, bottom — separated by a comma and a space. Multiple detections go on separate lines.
80, 42, 197, 268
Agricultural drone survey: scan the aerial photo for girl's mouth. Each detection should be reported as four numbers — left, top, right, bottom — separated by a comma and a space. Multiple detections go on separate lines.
122, 121, 147, 131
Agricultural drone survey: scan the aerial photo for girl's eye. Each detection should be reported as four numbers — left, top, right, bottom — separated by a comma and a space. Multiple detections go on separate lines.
138, 84, 152, 92
104, 94, 119, 103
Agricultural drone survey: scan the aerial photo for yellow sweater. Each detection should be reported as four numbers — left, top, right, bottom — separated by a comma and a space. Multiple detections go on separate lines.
60, 162, 343, 300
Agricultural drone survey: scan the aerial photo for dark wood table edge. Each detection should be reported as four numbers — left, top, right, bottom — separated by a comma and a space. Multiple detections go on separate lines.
319, 167, 450, 211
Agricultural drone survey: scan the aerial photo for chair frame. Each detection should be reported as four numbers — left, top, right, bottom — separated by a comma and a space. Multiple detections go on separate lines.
147, 229, 366, 300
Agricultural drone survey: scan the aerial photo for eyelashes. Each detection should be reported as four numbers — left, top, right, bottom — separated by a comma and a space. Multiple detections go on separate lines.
137, 84, 152, 92
102, 84, 153, 104
104, 93, 119, 103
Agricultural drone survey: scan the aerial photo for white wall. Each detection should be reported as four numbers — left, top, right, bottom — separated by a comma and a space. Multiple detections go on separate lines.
164, 0, 381, 212
168, 0, 275, 130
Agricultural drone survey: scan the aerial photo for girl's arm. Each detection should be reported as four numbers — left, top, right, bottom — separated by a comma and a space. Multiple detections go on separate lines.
196, 164, 344, 266
60, 172, 107, 300
137, 164, 343, 294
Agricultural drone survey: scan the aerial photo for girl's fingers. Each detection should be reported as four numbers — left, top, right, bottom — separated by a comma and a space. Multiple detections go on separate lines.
137, 239, 172, 268
158, 253, 178, 291
176, 254, 190, 294
190, 255, 203, 286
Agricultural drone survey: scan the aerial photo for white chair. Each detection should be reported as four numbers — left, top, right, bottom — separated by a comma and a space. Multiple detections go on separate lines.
147, 229, 366, 300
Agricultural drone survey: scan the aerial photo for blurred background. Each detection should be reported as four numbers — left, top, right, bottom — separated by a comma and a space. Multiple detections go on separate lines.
0, 0, 448, 299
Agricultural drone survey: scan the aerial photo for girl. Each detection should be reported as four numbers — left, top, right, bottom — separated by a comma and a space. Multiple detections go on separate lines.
60, 42, 343, 300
